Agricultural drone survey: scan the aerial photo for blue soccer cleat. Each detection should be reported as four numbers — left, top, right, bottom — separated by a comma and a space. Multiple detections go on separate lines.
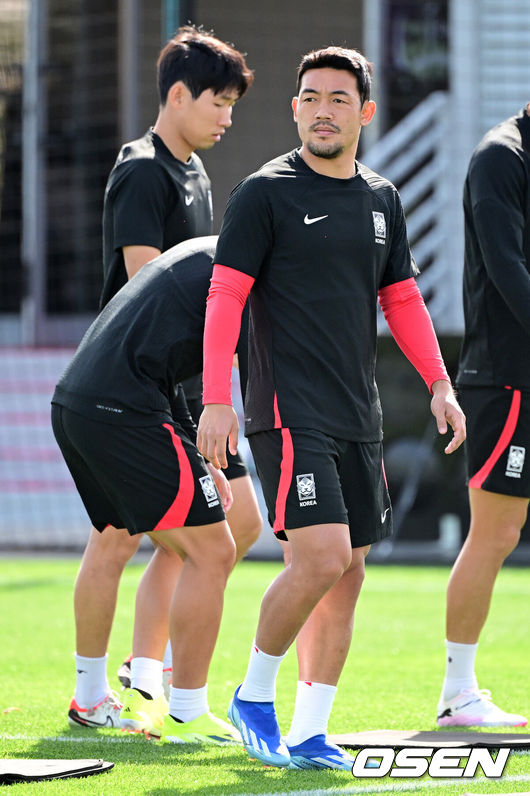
227, 685, 290, 767
287, 734, 355, 770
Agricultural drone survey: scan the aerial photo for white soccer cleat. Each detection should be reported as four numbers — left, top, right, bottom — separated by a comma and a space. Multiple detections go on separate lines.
437, 688, 528, 727
68, 691, 122, 728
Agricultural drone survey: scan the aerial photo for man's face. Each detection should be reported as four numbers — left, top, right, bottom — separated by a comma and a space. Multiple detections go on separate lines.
292, 67, 374, 160
177, 86, 238, 151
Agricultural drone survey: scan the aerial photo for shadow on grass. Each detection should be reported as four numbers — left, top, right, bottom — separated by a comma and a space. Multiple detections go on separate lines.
20, 729, 351, 795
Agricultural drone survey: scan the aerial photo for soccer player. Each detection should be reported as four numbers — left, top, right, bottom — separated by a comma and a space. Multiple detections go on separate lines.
69, 26, 258, 730
54, 236, 248, 743
436, 104, 530, 728
197, 46, 466, 769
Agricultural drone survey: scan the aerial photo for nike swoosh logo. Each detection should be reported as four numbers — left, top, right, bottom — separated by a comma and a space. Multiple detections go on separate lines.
455, 699, 480, 711
304, 214, 328, 225
185, 195, 194, 206
381, 507, 390, 523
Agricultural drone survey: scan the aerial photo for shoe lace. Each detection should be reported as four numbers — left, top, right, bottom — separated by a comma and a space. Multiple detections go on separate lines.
460, 688, 492, 706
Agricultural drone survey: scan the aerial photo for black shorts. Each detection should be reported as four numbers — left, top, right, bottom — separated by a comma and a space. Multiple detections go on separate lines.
185, 395, 249, 481
459, 386, 530, 498
51, 404, 225, 535
248, 427, 392, 547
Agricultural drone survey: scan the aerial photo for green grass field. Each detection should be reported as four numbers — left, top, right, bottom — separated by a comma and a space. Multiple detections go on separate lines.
1, 556, 529, 795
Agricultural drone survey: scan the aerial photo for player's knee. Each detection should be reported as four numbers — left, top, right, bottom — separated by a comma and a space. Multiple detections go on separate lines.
107, 533, 141, 568
233, 511, 262, 558
247, 509, 263, 547
313, 546, 352, 588
80, 530, 139, 578
211, 531, 237, 577
348, 556, 366, 589
220, 541, 237, 576
496, 522, 522, 558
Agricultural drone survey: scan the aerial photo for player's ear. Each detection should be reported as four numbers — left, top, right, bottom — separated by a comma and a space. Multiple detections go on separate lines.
167, 81, 188, 108
360, 100, 376, 126
292, 96, 299, 122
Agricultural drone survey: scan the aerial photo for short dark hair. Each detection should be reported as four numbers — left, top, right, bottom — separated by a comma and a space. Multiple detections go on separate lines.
296, 46, 373, 104
157, 25, 254, 105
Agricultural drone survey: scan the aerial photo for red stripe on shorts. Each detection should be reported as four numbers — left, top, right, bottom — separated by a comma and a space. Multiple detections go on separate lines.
273, 428, 294, 534
469, 389, 521, 489
272, 394, 294, 533
153, 424, 195, 530
273, 392, 282, 429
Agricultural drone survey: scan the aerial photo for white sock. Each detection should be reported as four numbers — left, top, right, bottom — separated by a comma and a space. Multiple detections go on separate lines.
130, 657, 163, 699
163, 640, 172, 670
238, 641, 286, 702
441, 640, 479, 701
285, 681, 337, 746
169, 685, 208, 723
74, 653, 110, 708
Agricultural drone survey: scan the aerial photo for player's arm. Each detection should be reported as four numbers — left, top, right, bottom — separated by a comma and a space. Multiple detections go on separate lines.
378, 278, 466, 453
468, 146, 530, 334
198, 174, 270, 468
122, 245, 161, 280
112, 161, 168, 278
197, 265, 255, 469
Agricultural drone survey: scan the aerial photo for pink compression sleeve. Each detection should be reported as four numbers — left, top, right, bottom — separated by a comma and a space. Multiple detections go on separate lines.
378, 277, 450, 392
202, 264, 254, 405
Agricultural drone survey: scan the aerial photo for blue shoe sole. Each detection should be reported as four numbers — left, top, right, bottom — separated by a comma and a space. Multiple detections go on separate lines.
227, 698, 290, 768
288, 754, 353, 771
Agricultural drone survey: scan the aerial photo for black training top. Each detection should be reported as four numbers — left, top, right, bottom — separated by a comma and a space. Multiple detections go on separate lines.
100, 129, 213, 310
52, 237, 218, 428
215, 149, 418, 442
457, 107, 530, 390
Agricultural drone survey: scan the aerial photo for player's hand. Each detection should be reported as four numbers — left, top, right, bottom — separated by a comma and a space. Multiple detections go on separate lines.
197, 404, 239, 469
207, 462, 233, 512
430, 379, 466, 454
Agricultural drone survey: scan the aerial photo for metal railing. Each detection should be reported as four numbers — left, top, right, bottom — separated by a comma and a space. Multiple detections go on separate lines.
363, 91, 464, 333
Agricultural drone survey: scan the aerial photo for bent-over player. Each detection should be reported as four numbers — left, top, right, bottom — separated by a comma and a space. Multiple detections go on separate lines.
53, 237, 250, 743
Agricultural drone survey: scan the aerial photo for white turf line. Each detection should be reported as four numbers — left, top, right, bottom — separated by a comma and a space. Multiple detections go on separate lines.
4, 735, 530, 753
248, 777, 530, 796
2, 734, 140, 743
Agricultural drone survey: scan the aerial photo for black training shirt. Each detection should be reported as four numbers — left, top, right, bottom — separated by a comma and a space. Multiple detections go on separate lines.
215, 149, 418, 441
457, 107, 530, 389
100, 129, 212, 310
53, 238, 217, 427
